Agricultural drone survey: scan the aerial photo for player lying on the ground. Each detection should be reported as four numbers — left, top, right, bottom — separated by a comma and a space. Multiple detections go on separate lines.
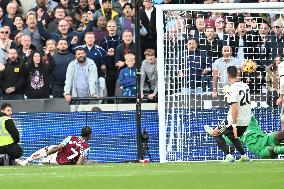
18, 126, 92, 166
205, 116, 284, 159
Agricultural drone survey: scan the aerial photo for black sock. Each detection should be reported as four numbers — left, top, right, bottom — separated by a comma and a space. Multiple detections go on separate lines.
214, 136, 230, 155
231, 138, 245, 155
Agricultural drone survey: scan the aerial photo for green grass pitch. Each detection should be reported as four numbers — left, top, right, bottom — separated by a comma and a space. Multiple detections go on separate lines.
0, 161, 283, 189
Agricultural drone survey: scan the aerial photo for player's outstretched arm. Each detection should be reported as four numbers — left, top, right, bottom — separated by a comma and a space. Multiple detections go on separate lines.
46, 144, 64, 156
76, 156, 86, 165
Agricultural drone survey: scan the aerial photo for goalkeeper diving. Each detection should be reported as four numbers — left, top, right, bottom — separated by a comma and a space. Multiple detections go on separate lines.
205, 65, 284, 159
17, 126, 92, 166
206, 116, 284, 159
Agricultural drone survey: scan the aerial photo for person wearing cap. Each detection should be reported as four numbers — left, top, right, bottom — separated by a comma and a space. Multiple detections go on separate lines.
93, 0, 119, 25
18, 126, 93, 166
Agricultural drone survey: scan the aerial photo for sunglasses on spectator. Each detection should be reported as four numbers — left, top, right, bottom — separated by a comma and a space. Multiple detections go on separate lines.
0, 31, 9, 34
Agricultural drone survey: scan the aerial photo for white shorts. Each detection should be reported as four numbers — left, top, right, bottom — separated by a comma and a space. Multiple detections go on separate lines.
41, 145, 58, 164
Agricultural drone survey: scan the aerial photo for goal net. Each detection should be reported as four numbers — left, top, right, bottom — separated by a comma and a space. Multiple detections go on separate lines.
157, 2, 284, 163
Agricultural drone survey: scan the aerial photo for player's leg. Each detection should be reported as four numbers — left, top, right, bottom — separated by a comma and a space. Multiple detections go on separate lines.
223, 127, 250, 161
41, 152, 58, 165
19, 145, 57, 166
204, 119, 227, 136
213, 135, 235, 162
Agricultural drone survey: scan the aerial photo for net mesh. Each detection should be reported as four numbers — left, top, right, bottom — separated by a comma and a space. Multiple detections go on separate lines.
159, 4, 284, 162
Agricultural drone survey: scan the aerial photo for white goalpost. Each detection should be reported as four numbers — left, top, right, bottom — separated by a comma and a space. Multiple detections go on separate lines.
157, 2, 284, 163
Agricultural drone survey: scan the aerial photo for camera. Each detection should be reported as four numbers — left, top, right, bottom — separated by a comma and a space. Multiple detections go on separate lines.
141, 129, 149, 143
141, 128, 152, 162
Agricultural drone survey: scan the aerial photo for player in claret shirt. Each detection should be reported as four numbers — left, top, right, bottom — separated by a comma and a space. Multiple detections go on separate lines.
18, 126, 92, 166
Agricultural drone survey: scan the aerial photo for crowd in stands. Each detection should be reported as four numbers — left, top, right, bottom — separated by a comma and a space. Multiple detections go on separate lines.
0, 0, 283, 106
165, 0, 284, 107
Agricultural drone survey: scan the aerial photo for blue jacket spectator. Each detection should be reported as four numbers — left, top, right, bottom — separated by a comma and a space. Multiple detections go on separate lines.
119, 53, 136, 97
119, 67, 136, 96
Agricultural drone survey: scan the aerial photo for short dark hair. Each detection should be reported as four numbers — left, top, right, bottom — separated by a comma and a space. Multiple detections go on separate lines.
58, 38, 68, 42
186, 35, 198, 44
81, 126, 92, 137
1, 103, 12, 110
74, 46, 85, 53
227, 66, 238, 78
123, 3, 133, 10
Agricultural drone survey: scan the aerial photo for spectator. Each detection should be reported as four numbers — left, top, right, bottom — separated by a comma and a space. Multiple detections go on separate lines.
212, 45, 242, 98
0, 48, 26, 100
46, 6, 66, 33
17, 35, 36, 63
270, 20, 284, 60
30, 0, 51, 25
93, 15, 108, 45
5, 2, 17, 23
64, 15, 76, 32
87, 0, 100, 12
51, 38, 75, 98
64, 47, 98, 103
42, 39, 57, 64
45, 39, 57, 57
0, 26, 16, 52
140, 0, 157, 59
215, 16, 226, 40
25, 51, 54, 99
77, 12, 90, 32
74, 0, 91, 27
178, 37, 211, 94
81, 32, 108, 98
0, 103, 23, 165
0, 0, 22, 15
189, 17, 206, 42
200, 26, 223, 63
10, 15, 24, 39
115, 30, 135, 68
112, 0, 134, 17
224, 21, 235, 41
118, 3, 134, 37
199, 26, 223, 93
227, 21, 258, 61
115, 30, 135, 96
254, 22, 272, 68
37, 9, 94, 48
266, 55, 281, 107
57, 0, 74, 19
93, 0, 119, 24
0, 7, 13, 29
22, 12, 45, 54
100, 20, 121, 98
119, 53, 136, 98
140, 49, 158, 101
